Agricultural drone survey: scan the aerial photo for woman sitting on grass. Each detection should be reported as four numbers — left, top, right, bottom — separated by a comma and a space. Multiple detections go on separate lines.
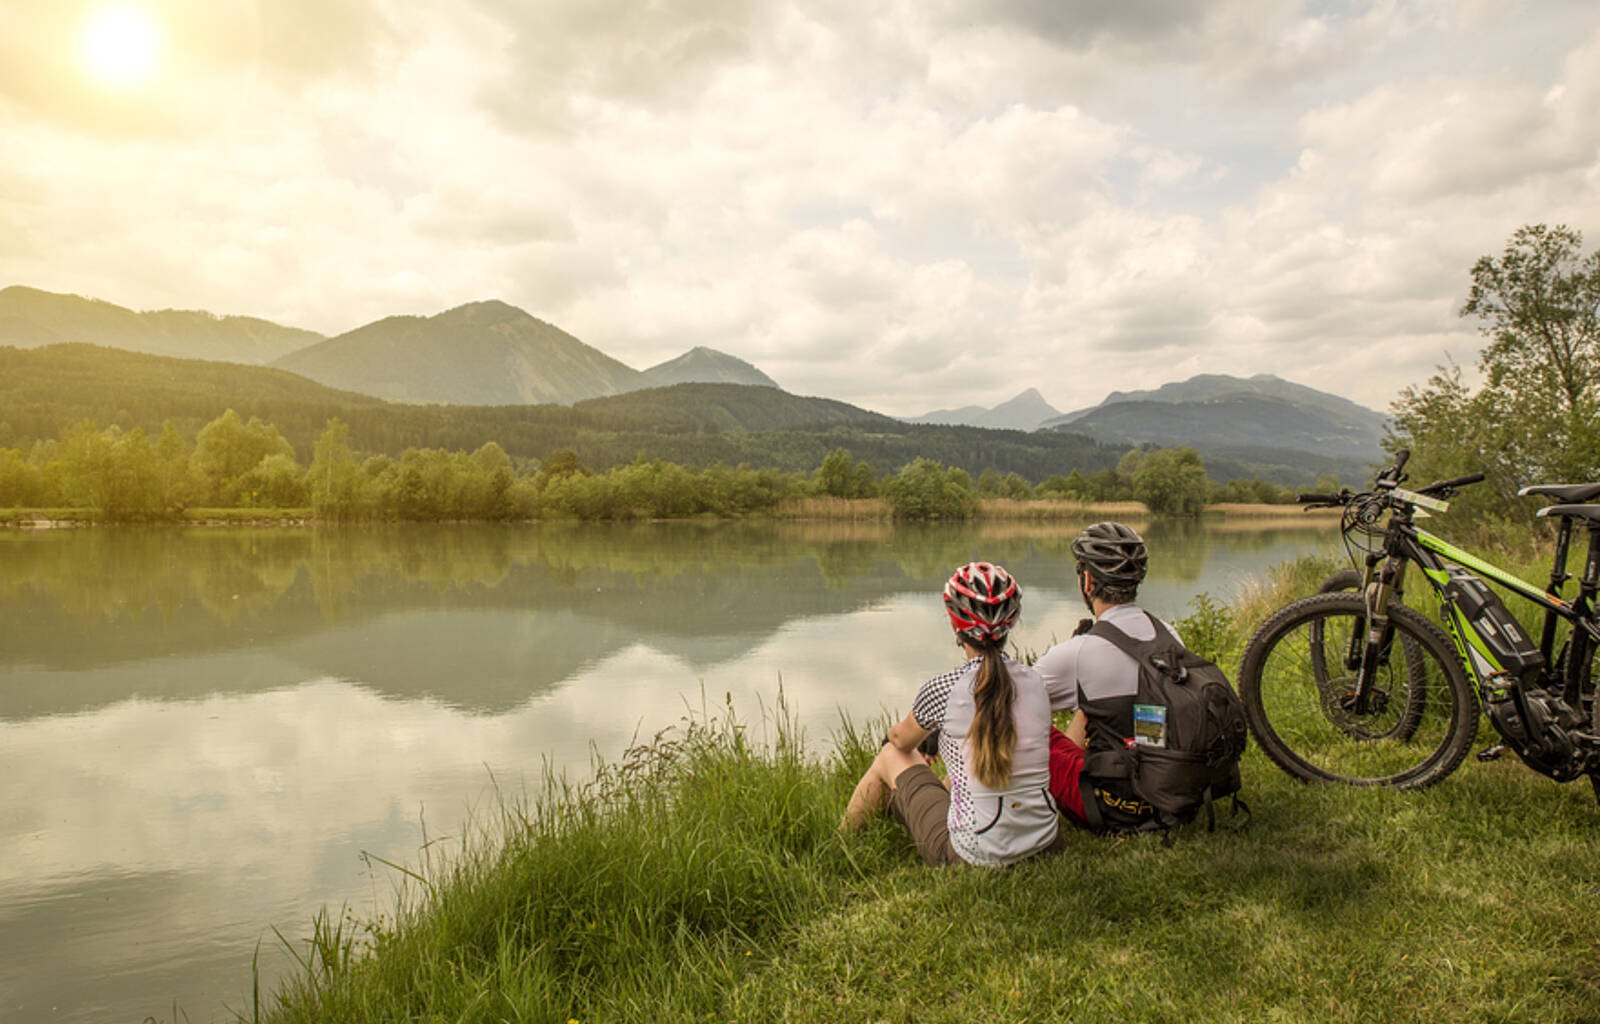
841, 562, 1063, 867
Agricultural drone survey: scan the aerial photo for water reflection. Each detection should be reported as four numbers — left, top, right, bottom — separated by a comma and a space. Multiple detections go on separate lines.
0, 519, 1332, 1023
0, 520, 1326, 718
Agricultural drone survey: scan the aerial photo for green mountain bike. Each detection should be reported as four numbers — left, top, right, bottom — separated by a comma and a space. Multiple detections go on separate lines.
1238, 449, 1600, 795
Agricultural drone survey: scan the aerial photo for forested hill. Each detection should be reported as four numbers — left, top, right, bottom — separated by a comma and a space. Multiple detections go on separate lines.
272, 300, 646, 405
0, 343, 1127, 481
0, 286, 322, 364
1054, 394, 1382, 458
575, 382, 894, 431
1045, 373, 1388, 458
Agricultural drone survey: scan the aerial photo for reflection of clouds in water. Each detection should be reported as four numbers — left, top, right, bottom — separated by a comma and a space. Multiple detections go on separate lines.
0, 683, 509, 896
0, 595, 953, 912
0, 523, 1338, 1022
0, 605, 948, 1022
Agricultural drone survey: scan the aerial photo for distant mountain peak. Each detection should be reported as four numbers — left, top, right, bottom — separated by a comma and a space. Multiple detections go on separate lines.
273, 300, 641, 405
642, 347, 778, 389
907, 388, 1063, 431
1038, 371, 1388, 462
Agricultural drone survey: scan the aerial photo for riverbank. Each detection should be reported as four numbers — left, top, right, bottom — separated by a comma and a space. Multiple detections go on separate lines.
238, 554, 1600, 1024
0, 499, 1343, 528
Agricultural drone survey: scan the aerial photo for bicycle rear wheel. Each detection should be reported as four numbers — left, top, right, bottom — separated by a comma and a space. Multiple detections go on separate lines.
1566, 629, 1600, 804
1239, 592, 1478, 788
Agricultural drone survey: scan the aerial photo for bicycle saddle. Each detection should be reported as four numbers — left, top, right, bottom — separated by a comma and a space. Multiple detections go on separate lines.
1536, 503, 1600, 526
1521, 482, 1600, 502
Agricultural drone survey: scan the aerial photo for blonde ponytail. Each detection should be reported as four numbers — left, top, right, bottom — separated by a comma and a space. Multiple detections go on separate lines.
967, 641, 1017, 789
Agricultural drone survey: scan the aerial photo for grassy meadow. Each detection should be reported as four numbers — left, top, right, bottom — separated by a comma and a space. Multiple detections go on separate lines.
237, 549, 1600, 1024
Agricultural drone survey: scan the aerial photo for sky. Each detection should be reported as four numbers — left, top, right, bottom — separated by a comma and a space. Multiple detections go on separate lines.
3, 0, 1599, 419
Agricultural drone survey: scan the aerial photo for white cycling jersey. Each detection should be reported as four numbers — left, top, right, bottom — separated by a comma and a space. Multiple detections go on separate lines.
911, 656, 1059, 867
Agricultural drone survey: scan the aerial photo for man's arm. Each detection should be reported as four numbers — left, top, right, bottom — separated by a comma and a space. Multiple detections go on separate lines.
1035, 638, 1082, 713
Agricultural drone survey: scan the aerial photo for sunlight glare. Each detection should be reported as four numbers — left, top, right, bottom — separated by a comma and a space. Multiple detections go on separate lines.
78, 3, 165, 90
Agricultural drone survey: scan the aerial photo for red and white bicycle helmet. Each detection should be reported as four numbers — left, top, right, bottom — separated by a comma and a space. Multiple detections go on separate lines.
943, 561, 1021, 643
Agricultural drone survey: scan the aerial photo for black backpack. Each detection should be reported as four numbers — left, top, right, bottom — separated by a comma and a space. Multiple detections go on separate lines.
1082, 613, 1249, 832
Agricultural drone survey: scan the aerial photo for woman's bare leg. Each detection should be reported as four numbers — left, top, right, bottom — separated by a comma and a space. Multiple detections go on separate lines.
841, 742, 924, 831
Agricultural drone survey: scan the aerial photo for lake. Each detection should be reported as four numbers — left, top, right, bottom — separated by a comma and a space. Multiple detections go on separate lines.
0, 518, 1333, 1022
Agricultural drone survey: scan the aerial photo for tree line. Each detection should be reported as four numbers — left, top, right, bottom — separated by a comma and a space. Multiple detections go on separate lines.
0, 407, 1308, 521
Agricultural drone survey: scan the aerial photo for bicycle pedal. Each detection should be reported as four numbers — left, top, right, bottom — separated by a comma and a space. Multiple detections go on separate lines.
1476, 744, 1508, 762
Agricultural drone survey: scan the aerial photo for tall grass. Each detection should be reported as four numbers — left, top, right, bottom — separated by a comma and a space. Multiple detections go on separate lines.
977, 498, 1149, 520
253, 538, 1600, 1024
772, 496, 894, 520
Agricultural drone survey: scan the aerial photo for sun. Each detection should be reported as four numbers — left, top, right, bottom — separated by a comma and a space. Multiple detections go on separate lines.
78, 3, 165, 90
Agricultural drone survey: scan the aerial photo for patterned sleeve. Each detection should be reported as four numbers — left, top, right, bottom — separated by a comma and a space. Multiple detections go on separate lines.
911, 665, 964, 730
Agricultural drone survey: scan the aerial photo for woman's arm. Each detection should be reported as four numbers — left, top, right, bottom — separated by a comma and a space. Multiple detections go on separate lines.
885, 710, 931, 754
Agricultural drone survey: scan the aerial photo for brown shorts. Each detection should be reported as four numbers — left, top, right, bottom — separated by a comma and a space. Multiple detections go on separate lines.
888, 763, 962, 866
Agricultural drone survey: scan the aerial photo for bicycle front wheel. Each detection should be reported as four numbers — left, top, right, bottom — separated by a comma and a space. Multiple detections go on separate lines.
1239, 592, 1478, 788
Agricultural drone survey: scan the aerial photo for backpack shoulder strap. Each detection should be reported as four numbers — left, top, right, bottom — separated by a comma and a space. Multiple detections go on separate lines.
1086, 611, 1172, 667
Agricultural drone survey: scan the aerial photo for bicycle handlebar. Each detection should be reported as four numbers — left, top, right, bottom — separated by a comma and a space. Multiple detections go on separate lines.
1374, 449, 1410, 489
1297, 457, 1483, 512
1421, 472, 1486, 494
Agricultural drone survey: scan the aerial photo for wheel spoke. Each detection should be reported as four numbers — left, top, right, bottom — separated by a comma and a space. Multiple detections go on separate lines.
1241, 593, 1476, 787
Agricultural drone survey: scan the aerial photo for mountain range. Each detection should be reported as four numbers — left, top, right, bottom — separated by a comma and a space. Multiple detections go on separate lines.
1041, 373, 1389, 461
911, 373, 1388, 465
0, 284, 1388, 484
0, 285, 321, 364
0, 288, 776, 404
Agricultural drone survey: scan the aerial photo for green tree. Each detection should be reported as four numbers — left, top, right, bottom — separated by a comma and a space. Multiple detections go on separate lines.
240, 453, 309, 508
1463, 224, 1600, 421
155, 421, 202, 511
0, 447, 50, 506
817, 448, 859, 498
471, 442, 515, 518
58, 422, 164, 519
1132, 447, 1209, 516
1087, 468, 1120, 501
193, 409, 297, 505
977, 468, 1032, 499
1115, 448, 1147, 495
308, 419, 367, 519
1034, 473, 1075, 499
884, 458, 978, 520
1392, 224, 1600, 521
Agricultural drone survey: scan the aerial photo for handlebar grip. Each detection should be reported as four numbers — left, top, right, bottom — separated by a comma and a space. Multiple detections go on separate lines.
1393, 449, 1411, 470
1428, 472, 1486, 492
1297, 493, 1344, 504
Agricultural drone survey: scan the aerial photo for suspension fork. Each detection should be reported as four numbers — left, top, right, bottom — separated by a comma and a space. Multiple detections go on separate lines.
1344, 549, 1408, 713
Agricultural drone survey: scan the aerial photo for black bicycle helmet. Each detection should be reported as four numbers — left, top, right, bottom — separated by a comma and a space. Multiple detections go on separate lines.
943, 562, 1021, 644
1071, 522, 1148, 587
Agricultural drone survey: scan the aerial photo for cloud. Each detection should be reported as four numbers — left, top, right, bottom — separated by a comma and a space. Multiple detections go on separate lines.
4, 1, 1600, 417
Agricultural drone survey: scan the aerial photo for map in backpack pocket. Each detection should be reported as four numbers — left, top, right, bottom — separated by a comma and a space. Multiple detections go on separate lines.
1133, 704, 1167, 747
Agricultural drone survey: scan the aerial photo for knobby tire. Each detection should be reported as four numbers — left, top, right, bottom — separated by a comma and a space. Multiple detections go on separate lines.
1239, 592, 1478, 788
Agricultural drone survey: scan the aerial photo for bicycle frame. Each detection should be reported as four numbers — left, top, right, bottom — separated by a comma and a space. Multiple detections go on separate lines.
1353, 508, 1600, 707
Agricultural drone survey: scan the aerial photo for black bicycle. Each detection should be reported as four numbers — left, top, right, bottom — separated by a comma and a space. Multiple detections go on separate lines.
1237, 449, 1600, 794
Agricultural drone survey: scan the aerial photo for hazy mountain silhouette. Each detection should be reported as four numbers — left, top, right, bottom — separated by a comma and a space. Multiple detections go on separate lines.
271, 300, 646, 405
0, 285, 322, 364
642, 346, 778, 389
1041, 373, 1388, 459
908, 388, 1063, 431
